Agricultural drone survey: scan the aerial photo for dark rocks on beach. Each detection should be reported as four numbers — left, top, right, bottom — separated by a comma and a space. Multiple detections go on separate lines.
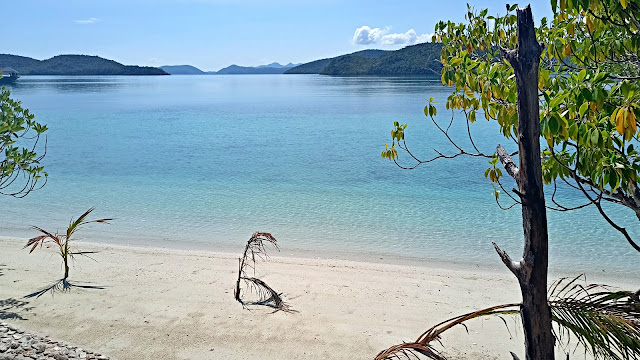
0, 323, 109, 360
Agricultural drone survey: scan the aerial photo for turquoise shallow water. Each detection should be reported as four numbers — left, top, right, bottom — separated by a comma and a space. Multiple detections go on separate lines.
1, 75, 638, 277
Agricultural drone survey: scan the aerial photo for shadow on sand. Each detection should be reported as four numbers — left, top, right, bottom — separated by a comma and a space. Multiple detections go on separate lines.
24, 278, 105, 299
0, 298, 34, 320
0, 263, 9, 277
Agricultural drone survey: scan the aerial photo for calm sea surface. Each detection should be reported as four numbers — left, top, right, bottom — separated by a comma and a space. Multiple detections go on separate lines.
2, 75, 638, 276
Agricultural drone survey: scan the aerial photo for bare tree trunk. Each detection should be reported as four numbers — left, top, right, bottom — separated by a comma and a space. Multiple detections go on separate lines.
494, 6, 555, 360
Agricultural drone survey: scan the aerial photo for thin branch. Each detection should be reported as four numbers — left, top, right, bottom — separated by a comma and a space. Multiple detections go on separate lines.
496, 144, 520, 184
492, 242, 521, 278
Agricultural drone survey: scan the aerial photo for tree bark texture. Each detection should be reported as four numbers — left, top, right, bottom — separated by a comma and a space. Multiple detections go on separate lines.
500, 6, 555, 360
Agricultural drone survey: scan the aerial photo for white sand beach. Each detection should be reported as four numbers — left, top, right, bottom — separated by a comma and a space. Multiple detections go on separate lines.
0, 236, 636, 359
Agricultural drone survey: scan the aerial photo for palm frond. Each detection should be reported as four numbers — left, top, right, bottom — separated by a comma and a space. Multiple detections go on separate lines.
240, 277, 295, 313
234, 232, 293, 313
376, 276, 639, 360
375, 303, 521, 360
549, 277, 640, 360
67, 207, 95, 238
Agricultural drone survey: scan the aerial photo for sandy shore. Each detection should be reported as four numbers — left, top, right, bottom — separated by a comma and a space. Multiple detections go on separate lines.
0, 236, 636, 360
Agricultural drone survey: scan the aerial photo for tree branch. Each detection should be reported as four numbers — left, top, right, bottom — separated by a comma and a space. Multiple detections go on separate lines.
497, 144, 520, 184
493, 242, 521, 278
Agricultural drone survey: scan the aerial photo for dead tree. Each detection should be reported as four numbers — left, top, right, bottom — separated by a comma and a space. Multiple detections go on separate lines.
493, 6, 555, 360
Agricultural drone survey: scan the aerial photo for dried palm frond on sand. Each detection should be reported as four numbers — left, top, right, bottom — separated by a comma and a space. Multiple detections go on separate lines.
234, 232, 294, 313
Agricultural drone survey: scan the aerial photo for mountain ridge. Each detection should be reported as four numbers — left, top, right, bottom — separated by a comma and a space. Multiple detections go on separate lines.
161, 62, 301, 75
214, 62, 298, 74
0, 54, 167, 75
285, 43, 443, 76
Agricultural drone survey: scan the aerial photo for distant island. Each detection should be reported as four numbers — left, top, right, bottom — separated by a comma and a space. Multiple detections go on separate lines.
0, 54, 167, 75
160, 62, 299, 75
215, 62, 299, 75
0, 44, 444, 77
159, 65, 205, 75
285, 42, 444, 76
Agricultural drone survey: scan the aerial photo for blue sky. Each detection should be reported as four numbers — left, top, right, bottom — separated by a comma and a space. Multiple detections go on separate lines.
5, 1, 553, 71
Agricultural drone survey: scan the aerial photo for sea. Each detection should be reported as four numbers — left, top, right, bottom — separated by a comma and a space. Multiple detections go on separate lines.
2, 75, 638, 278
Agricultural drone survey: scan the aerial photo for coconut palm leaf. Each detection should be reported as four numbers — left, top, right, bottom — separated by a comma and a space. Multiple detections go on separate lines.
234, 232, 293, 313
375, 277, 639, 360
25, 226, 60, 253
549, 277, 640, 360
375, 303, 521, 360
241, 277, 294, 313
66, 207, 112, 239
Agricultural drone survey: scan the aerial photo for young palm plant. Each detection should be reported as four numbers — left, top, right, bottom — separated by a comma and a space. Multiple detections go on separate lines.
376, 276, 640, 360
24, 208, 112, 297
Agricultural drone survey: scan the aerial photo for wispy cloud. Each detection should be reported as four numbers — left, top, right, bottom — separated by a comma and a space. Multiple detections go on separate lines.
74, 18, 101, 25
353, 26, 432, 46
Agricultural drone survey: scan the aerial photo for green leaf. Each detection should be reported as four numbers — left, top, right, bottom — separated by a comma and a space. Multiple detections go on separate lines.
549, 115, 560, 134
590, 129, 599, 146
609, 171, 619, 190
569, 123, 579, 139
578, 69, 587, 82
579, 102, 589, 118
580, 88, 594, 102
449, 57, 463, 67
621, 80, 631, 98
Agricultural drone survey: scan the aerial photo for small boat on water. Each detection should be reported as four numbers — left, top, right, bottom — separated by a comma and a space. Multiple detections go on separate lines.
0, 67, 19, 84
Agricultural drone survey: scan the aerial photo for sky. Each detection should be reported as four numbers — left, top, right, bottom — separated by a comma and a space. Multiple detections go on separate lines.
4, 0, 554, 72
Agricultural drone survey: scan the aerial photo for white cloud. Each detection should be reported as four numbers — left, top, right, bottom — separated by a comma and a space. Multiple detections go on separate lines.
353, 26, 432, 46
352, 26, 389, 45
416, 33, 434, 44
74, 18, 100, 25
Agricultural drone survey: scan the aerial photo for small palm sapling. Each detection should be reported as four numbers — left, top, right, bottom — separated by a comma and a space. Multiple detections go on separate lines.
24, 208, 112, 296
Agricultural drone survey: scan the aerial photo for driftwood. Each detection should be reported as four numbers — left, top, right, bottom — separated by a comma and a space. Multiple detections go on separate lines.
234, 232, 294, 313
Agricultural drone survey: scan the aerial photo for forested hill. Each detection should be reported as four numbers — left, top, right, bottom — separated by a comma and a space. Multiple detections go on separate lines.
285, 43, 443, 76
0, 54, 167, 75
284, 49, 388, 74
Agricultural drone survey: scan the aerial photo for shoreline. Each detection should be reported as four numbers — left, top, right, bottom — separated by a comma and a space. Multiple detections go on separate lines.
1, 236, 636, 359
2, 235, 634, 287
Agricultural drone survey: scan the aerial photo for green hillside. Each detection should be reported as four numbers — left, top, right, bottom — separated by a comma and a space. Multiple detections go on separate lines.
285, 49, 388, 74
0, 54, 167, 75
286, 43, 443, 76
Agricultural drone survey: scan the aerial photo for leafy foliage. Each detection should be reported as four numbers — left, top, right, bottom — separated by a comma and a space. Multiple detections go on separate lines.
383, 1, 640, 252
0, 87, 48, 197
